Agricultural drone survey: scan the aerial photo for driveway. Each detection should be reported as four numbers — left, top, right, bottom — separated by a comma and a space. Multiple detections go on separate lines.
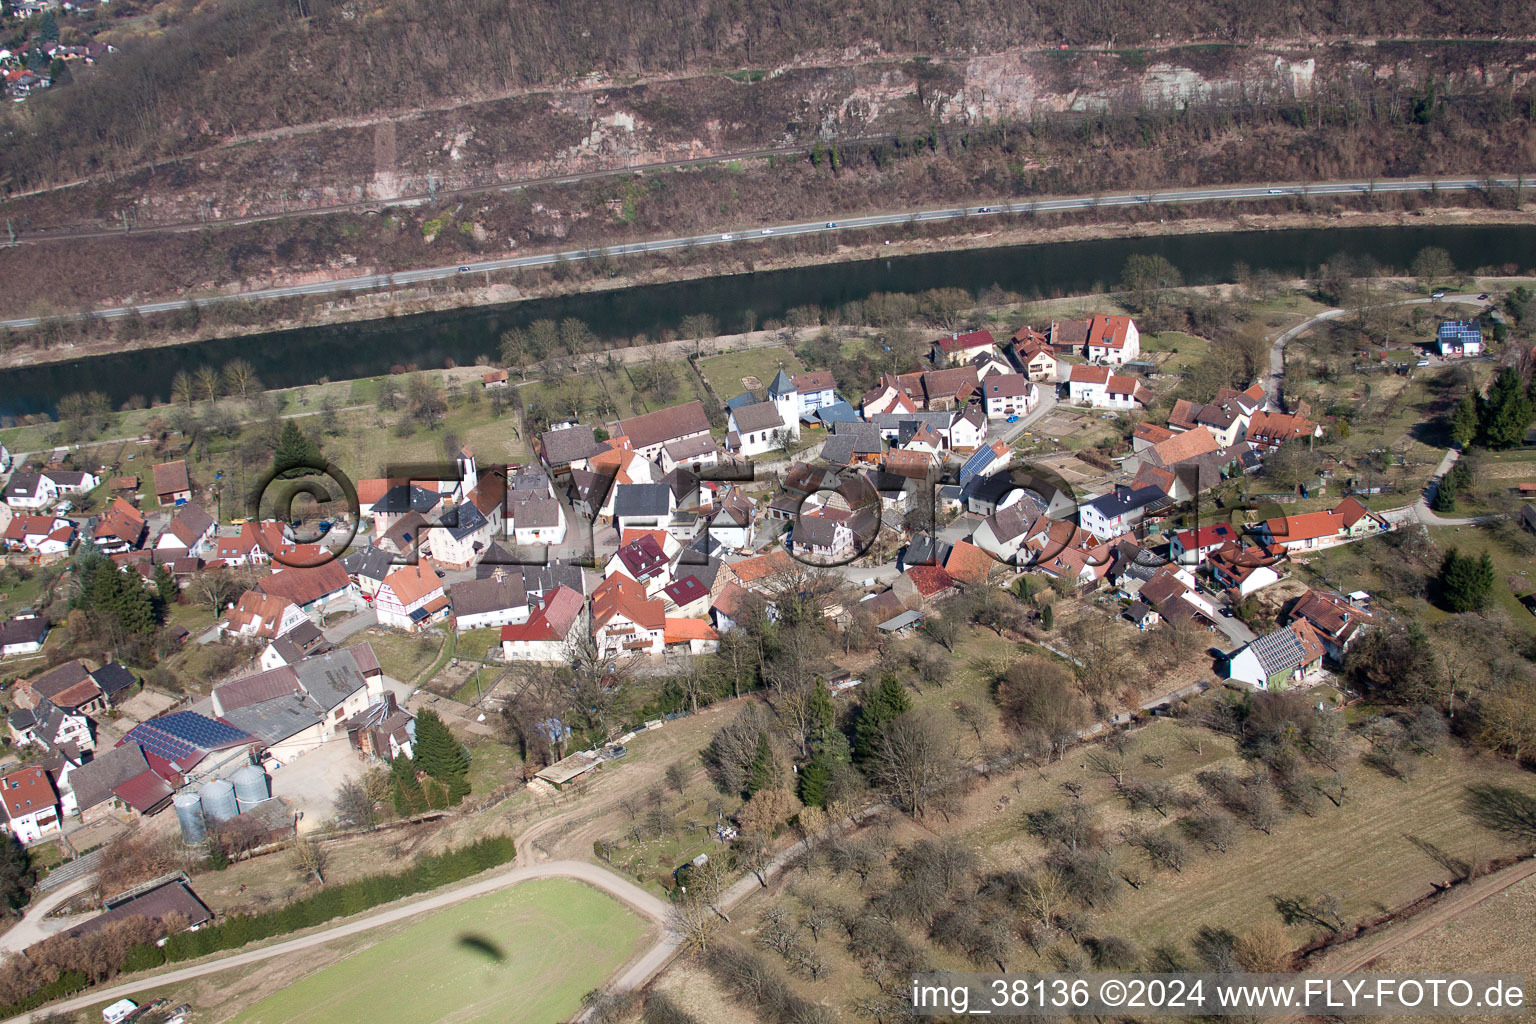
0, 875, 96, 956
1265, 293, 1490, 405
267, 739, 369, 828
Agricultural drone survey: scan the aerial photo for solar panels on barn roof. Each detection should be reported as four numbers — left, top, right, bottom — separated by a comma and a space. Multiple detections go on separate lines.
122, 712, 255, 765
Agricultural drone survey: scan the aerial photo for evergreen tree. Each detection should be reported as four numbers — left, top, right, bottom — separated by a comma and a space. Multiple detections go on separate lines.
38, 10, 58, 43
854, 674, 911, 761
71, 549, 159, 657
0, 833, 33, 911
1437, 548, 1496, 613
798, 754, 830, 808
1478, 367, 1534, 449
390, 755, 427, 816
1041, 603, 1054, 631
807, 680, 835, 744
273, 419, 324, 476
411, 710, 471, 803
1449, 395, 1478, 449
154, 564, 177, 607
746, 730, 777, 796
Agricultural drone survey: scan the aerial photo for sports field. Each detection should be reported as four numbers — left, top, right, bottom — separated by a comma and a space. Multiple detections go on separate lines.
230, 879, 649, 1024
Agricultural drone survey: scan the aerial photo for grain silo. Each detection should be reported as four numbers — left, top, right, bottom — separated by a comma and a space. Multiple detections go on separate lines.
230, 763, 269, 814
200, 777, 238, 822
173, 790, 206, 846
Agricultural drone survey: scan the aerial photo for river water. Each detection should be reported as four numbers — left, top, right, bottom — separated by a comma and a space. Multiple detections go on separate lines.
3, 223, 1533, 416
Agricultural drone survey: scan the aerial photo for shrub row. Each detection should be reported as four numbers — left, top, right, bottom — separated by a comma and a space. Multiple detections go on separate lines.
137, 835, 516, 967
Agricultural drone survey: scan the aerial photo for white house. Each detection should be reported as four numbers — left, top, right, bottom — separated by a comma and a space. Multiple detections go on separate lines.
155, 504, 216, 558
1227, 621, 1327, 691
790, 370, 837, 415
0, 766, 60, 844
1436, 321, 1483, 357
939, 406, 984, 452
1066, 365, 1144, 409
374, 558, 449, 631
2, 514, 74, 556
591, 574, 665, 659
980, 374, 1036, 419
0, 614, 48, 657
659, 434, 720, 476
500, 586, 586, 662
1085, 315, 1140, 364
790, 511, 856, 562
932, 329, 998, 366
450, 576, 530, 631
509, 497, 567, 548
3, 473, 58, 510
613, 483, 675, 534
1077, 485, 1168, 541
707, 489, 755, 551
727, 400, 791, 458
221, 590, 308, 640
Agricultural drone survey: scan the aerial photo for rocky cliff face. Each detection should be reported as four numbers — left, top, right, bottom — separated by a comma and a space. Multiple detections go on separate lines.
14, 42, 1536, 230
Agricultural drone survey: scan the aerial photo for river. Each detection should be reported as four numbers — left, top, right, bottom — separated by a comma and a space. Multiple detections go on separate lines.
3, 223, 1534, 416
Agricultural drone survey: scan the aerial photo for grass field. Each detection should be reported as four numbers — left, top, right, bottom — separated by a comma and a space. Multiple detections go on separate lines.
361, 629, 445, 683
696, 346, 803, 400
1140, 331, 1211, 376
229, 879, 649, 1024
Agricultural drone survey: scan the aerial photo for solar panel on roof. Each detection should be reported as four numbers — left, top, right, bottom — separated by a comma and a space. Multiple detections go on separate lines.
124, 712, 253, 763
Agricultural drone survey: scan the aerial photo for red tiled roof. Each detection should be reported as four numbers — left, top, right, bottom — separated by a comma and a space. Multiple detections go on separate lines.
712, 581, 751, 617
615, 401, 711, 450
592, 573, 664, 630
111, 769, 174, 814
936, 329, 996, 354
664, 618, 719, 643
0, 766, 56, 821
1148, 426, 1221, 466
379, 558, 444, 607
258, 557, 352, 607
730, 549, 795, 586
1068, 364, 1111, 385
943, 541, 992, 587
905, 565, 955, 597
152, 460, 190, 496
1087, 315, 1135, 350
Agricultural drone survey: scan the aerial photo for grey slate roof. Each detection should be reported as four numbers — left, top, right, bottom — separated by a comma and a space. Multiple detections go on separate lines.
540, 425, 604, 467
70, 743, 151, 813
373, 483, 439, 515
90, 662, 137, 698
613, 483, 672, 518
451, 577, 529, 617
224, 693, 325, 745
1084, 485, 1170, 519
820, 422, 883, 466
343, 545, 396, 583
768, 369, 796, 398
731, 401, 785, 434
293, 649, 370, 711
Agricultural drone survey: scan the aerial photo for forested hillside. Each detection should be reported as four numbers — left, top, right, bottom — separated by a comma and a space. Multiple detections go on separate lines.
4, 0, 1535, 189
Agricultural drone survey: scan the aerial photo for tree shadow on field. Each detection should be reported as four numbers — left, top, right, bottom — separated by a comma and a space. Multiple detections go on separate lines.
458, 934, 507, 962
